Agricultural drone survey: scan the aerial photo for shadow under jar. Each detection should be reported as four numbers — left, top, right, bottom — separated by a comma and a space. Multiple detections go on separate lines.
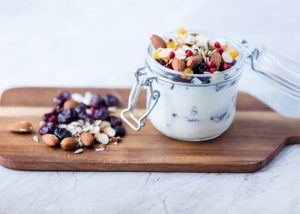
121, 33, 245, 141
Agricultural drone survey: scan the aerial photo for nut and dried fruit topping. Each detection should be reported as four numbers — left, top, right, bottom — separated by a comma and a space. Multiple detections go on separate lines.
39, 91, 127, 154
150, 28, 240, 83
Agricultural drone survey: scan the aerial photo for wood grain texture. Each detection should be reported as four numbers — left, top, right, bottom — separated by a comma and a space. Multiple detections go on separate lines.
0, 87, 272, 111
0, 108, 299, 173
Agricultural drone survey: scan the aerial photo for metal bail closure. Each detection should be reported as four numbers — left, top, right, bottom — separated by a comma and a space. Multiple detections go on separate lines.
121, 66, 160, 131
241, 40, 300, 100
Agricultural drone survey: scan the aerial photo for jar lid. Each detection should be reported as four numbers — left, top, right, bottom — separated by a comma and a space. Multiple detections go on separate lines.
242, 40, 300, 100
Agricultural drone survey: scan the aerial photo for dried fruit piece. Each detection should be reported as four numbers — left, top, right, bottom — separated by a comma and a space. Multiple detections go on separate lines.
167, 41, 175, 48
227, 49, 239, 59
103, 94, 119, 107
114, 126, 126, 137
178, 28, 187, 35
150, 34, 167, 49
180, 67, 193, 80
63, 99, 79, 109
8, 121, 33, 134
80, 132, 95, 147
186, 55, 203, 68
209, 52, 222, 70
54, 127, 72, 140
60, 137, 78, 150
42, 134, 59, 147
153, 49, 161, 59
171, 58, 186, 71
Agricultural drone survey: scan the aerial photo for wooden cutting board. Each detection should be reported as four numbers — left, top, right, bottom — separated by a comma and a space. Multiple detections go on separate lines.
0, 87, 299, 173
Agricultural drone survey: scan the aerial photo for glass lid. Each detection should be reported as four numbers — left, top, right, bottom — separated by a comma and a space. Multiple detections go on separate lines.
242, 40, 300, 100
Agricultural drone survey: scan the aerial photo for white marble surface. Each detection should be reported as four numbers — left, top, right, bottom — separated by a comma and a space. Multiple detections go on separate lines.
0, 0, 300, 213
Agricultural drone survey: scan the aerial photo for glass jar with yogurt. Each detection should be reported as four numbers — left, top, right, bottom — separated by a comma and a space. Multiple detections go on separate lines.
121, 29, 300, 141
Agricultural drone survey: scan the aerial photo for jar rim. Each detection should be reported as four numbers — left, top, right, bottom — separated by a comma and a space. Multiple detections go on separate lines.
145, 31, 246, 85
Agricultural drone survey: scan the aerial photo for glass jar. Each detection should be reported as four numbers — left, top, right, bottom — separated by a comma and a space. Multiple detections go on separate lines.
121, 32, 300, 141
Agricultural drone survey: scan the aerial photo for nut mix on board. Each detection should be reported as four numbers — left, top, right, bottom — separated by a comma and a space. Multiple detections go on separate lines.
151, 28, 239, 82
39, 91, 126, 153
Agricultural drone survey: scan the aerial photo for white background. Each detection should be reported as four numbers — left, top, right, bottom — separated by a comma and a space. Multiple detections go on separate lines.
0, 0, 300, 213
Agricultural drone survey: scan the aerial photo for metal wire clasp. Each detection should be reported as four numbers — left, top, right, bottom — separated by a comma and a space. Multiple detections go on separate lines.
121, 66, 160, 131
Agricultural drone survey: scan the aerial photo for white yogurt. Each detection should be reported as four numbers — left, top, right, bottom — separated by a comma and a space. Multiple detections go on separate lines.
148, 77, 239, 141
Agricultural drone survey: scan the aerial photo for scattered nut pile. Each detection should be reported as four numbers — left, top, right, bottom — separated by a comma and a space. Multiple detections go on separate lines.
39, 91, 126, 154
151, 28, 239, 82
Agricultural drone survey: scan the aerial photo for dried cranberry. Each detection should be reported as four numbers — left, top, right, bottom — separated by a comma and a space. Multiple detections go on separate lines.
93, 107, 109, 120
54, 91, 71, 106
186, 50, 193, 57
39, 122, 57, 135
57, 109, 78, 124
90, 94, 104, 108
54, 127, 72, 140
75, 103, 87, 115
109, 116, 122, 127
49, 115, 58, 123
83, 116, 94, 123
103, 94, 119, 107
42, 112, 55, 122
114, 126, 126, 137
214, 42, 221, 48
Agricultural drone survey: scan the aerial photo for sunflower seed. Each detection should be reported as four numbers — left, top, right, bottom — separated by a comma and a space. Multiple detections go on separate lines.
33, 135, 40, 142
74, 148, 84, 154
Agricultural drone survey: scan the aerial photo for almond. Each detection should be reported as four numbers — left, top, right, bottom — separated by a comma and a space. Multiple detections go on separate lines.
80, 132, 95, 147
150, 34, 167, 49
186, 55, 203, 68
8, 121, 33, 133
42, 134, 59, 147
103, 126, 116, 137
171, 58, 186, 72
60, 137, 78, 150
209, 52, 222, 70
63, 99, 79, 109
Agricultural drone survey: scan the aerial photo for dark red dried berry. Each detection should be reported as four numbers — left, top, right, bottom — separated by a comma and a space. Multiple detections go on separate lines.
109, 116, 123, 127
93, 107, 109, 120
114, 126, 126, 137
57, 109, 78, 124
54, 127, 72, 140
104, 94, 119, 107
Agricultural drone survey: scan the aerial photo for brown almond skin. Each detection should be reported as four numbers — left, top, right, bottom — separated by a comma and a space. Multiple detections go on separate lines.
8, 121, 33, 134
150, 34, 167, 49
186, 55, 203, 68
80, 132, 95, 147
209, 52, 222, 70
61, 137, 78, 150
42, 134, 59, 147
171, 58, 186, 72
63, 99, 79, 109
